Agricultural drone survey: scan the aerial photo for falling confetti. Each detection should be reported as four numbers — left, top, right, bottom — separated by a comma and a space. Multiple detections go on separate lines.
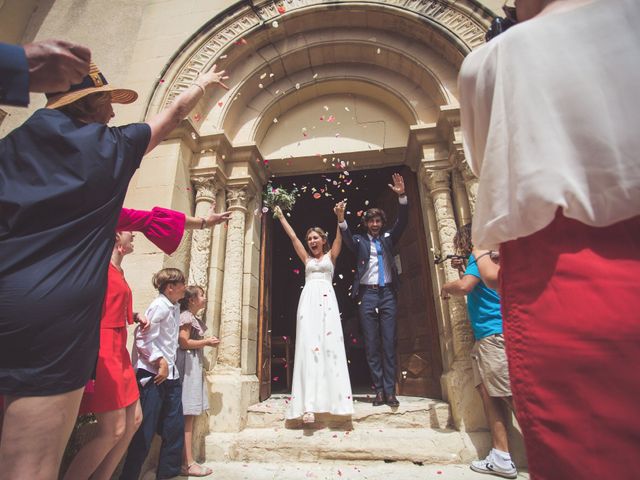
220, 54, 228, 59
217, 101, 224, 107
377, 47, 381, 54
295, 83, 300, 89
293, 269, 300, 274
159, 79, 165, 84
234, 38, 248, 46
191, 132, 197, 140
258, 83, 264, 89
327, 115, 335, 122
313, 192, 321, 199
323, 105, 329, 111
272, 20, 279, 28
262, 207, 269, 213
277, 4, 287, 14
273, 118, 278, 123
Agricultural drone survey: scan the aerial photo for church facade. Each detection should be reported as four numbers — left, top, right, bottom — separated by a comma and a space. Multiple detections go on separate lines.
1, 0, 515, 461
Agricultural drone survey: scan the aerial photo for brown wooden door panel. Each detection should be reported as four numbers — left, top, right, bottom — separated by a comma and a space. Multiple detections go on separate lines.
257, 212, 272, 401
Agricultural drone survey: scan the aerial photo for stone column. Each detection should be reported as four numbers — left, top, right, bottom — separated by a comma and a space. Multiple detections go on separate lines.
217, 185, 248, 367
459, 160, 479, 216
423, 167, 483, 431
188, 176, 218, 288
208, 184, 259, 432
451, 169, 472, 227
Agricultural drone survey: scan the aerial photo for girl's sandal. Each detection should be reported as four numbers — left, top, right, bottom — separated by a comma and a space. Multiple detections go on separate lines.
302, 412, 315, 424
180, 462, 213, 477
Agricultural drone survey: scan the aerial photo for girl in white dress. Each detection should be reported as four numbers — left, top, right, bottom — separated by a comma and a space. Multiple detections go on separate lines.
274, 203, 354, 424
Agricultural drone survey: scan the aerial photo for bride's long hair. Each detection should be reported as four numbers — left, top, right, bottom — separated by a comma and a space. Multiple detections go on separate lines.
305, 227, 331, 254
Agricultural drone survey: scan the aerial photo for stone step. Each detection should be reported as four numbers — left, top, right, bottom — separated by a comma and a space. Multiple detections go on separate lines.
205, 426, 492, 465
246, 394, 452, 429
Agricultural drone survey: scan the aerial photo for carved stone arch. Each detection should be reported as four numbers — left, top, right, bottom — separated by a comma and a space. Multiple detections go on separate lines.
142, 0, 492, 124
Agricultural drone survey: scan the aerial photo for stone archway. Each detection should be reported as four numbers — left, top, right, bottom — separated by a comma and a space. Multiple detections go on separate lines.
142, 0, 489, 438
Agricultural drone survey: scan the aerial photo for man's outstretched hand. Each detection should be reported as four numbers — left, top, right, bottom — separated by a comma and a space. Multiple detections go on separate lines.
388, 173, 405, 196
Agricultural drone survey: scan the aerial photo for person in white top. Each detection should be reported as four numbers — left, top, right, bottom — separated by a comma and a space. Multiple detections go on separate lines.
275, 202, 354, 425
120, 268, 186, 480
458, 1, 640, 478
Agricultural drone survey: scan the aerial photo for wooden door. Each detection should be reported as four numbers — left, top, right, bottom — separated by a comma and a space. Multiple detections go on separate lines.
376, 167, 443, 398
257, 212, 273, 401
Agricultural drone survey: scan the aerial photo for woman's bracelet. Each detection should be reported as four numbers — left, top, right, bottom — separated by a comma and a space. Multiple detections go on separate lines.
200, 217, 207, 229
193, 83, 206, 95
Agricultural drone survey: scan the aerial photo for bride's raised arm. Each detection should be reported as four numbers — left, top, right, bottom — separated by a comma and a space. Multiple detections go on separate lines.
330, 201, 345, 264
274, 206, 308, 264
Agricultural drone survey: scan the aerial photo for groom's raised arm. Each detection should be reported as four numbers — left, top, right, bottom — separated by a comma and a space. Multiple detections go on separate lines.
388, 196, 409, 245
338, 220, 357, 253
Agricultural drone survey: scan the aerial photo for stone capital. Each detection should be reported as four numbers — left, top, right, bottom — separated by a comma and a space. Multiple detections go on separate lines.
423, 168, 451, 195
226, 185, 250, 211
458, 160, 476, 183
191, 175, 219, 203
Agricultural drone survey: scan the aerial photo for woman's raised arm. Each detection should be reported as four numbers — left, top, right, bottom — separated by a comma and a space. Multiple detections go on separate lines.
274, 206, 308, 264
330, 201, 345, 263
145, 64, 229, 155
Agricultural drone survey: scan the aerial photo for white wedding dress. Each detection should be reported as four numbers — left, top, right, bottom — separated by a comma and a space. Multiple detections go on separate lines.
286, 253, 354, 419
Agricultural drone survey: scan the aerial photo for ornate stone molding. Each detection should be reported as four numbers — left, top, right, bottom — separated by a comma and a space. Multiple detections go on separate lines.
150, 0, 489, 112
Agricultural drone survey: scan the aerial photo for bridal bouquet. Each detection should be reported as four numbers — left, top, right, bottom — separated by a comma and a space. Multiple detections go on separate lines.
263, 184, 298, 217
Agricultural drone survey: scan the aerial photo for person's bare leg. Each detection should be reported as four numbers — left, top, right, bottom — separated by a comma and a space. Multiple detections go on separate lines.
183, 414, 196, 467
0, 387, 83, 480
502, 395, 515, 414
91, 400, 142, 480
62, 407, 127, 480
477, 383, 510, 452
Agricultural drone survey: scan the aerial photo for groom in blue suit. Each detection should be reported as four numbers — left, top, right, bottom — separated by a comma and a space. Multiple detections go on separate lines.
339, 173, 408, 407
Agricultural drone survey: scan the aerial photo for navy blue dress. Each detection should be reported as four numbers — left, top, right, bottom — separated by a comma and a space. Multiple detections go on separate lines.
0, 108, 150, 396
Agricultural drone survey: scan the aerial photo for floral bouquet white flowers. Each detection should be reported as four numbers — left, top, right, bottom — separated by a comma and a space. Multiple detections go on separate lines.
263, 184, 298, 217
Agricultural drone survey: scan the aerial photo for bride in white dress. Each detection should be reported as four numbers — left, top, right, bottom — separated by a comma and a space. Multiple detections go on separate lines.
274, 203, 354, 424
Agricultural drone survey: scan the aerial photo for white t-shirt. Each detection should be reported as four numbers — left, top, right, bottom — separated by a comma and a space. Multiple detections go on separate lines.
459, 0, 640, 249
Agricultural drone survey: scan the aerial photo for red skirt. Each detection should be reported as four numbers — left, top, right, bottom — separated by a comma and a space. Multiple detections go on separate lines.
500, 212, 640, 479
79, 327, 139, 415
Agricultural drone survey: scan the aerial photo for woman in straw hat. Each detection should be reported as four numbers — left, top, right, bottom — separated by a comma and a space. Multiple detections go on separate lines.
0, 60, 229, 479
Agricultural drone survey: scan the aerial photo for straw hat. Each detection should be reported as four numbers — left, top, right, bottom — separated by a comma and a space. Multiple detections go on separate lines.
45, 62, 138, 109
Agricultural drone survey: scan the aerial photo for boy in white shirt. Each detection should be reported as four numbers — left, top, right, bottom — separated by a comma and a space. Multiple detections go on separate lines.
120, 268, 186, 480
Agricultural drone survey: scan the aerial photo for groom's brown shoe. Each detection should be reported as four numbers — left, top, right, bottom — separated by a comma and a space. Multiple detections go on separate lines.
372, 391, 385, 406
386, 394, 400, 407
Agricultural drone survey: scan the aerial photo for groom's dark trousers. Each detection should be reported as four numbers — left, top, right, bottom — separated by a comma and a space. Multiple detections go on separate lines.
358, 285, 397, 395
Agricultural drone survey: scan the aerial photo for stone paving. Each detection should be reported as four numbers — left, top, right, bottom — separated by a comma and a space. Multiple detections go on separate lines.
160, 460, 530, 480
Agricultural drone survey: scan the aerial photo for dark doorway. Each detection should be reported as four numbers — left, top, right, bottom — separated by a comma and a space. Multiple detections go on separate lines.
265, 165, 442, 398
